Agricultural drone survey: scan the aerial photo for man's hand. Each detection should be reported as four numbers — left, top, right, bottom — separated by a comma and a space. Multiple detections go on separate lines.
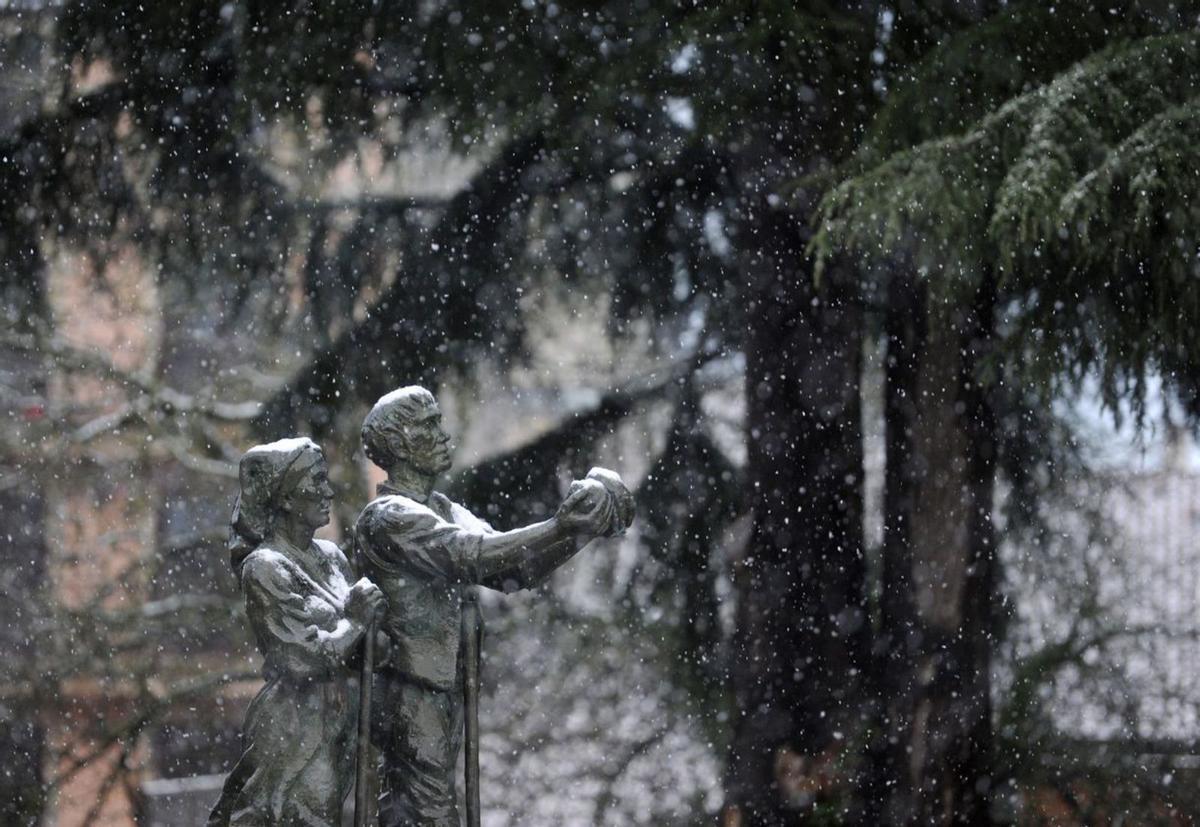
346, 577, 386, 624
555, 479, 610, 536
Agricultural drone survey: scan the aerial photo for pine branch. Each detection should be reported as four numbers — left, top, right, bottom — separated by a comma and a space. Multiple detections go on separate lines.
46, 669, 258, 792
814, 31, 1200, 273
811, 30, 1200, 416
254, 133, 547, 435
2, 332, 263, 424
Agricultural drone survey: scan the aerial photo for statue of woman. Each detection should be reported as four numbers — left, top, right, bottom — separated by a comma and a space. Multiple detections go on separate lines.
209, 437, 384, 826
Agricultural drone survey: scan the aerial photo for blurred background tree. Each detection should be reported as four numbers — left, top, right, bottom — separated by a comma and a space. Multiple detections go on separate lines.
3, 1, 1200, 825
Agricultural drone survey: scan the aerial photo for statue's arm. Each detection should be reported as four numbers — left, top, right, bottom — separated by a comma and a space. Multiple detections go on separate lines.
471, 480, 618, 590
368, 495, 602, 589
472, 519, 590, 591
302, 616, 368, 667
478, 533, 588, 593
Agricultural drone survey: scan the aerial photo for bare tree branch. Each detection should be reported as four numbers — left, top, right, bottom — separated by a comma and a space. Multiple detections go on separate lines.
47, 669, 258, 793
592, 724, 674, 827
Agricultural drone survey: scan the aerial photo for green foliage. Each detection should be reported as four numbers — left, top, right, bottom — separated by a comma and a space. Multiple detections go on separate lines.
861, 0, 1196, 161
814, 30, 1200, 415
816, 31, 1200, 266
7, 0, 890, 346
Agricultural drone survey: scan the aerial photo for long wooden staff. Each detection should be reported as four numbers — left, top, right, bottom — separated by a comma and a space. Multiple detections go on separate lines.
354, 617, 376, 827
462, 588, 482, 827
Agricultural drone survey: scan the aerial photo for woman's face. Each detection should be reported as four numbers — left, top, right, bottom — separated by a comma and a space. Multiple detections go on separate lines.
284, 453, 333, 531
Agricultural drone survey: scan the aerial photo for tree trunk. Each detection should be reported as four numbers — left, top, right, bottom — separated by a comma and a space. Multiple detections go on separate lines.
875, 271, 999, 825
0, 486, 47, 825
725, 212, 867, 825
863, 267, 926, 825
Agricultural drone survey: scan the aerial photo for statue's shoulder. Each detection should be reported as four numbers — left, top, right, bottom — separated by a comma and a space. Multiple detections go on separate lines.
428, 491, 460, 513
358, 494, 438, 532
432, 492, 494, 533
239, 546, 296, 587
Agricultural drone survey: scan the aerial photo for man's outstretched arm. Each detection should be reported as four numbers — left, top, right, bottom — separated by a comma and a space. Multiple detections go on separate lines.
472, 482, 609, 591
476, 533, 587, 593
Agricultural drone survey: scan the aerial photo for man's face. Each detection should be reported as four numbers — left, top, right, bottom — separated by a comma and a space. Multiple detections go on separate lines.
400, 399, 453, 475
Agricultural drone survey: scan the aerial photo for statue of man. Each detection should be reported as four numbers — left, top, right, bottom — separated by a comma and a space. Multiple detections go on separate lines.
354, 386, 631, 826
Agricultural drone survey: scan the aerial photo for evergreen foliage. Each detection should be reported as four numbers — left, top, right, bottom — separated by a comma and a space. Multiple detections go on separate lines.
9, 1, 1200, 821
815, 29, 1200, 414
861, 0, 1195, 159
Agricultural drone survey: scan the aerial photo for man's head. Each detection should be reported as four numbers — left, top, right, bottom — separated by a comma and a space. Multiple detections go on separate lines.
362, 386, 453, 476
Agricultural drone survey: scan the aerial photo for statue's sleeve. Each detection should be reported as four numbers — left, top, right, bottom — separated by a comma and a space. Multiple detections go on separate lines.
444, 499, 567, 592
241, 553, 364, 679
369, 500, 484, 582
478, 536, 581, 593
447, 500, 498, 535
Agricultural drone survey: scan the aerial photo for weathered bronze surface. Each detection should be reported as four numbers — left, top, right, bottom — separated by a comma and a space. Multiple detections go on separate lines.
209, 438, 384, 827
355, 386, 633, 827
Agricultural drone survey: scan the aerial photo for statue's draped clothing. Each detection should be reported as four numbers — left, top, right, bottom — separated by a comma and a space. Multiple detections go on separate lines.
356, 485, 497, 827
209, 539, 358, 827
355, 476, 620, 826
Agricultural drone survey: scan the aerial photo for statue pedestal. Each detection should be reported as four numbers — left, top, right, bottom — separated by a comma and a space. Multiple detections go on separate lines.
141, 774, 224, 826
143, 774, 360, 826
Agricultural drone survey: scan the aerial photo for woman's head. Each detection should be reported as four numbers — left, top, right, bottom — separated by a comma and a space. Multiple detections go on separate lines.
228, 437, 332, 572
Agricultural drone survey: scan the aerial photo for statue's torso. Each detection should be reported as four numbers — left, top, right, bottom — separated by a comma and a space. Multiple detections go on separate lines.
243, 540, 354, 682
355, 490, 493, 691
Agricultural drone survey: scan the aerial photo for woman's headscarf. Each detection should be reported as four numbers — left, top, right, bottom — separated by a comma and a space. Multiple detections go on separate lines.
228, 437, 324, 574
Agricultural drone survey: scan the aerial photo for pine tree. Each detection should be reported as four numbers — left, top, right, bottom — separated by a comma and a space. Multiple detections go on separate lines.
815, 6, 1200, 821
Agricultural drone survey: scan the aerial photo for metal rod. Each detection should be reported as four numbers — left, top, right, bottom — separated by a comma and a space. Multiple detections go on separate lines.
462, 588, 482, 827
354, 618, 376, 827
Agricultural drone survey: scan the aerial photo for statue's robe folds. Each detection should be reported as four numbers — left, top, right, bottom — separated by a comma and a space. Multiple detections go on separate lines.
356, 476, 627, 827
209, 540, 359, 827
355, 484, 504, 827
357, 484, 499, 825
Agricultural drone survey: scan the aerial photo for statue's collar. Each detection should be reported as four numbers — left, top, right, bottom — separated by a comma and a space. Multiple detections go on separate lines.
377, 480, 429, 503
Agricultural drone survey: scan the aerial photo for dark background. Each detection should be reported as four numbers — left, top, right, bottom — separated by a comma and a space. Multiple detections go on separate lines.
3, 2, 1200, 824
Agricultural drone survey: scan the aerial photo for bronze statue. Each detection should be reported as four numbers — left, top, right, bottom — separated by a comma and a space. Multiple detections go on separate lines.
355, 386, 633, 827
209, 438, 385, 827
